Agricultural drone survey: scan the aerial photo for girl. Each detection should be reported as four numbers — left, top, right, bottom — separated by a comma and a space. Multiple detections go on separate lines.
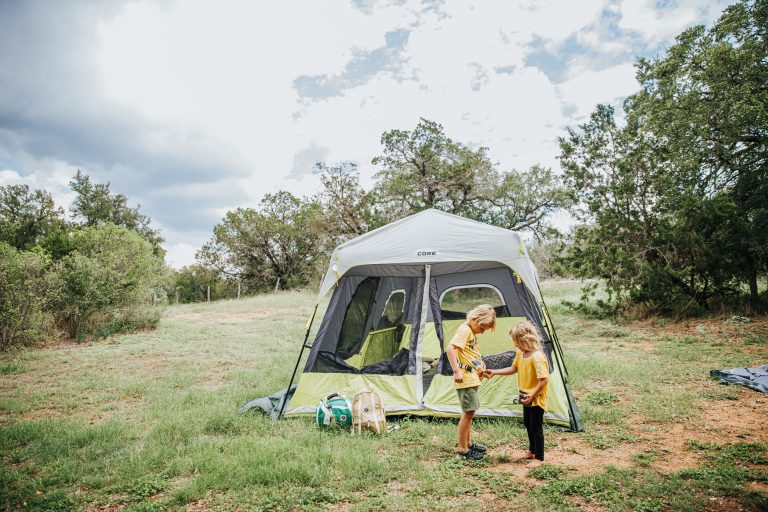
485, 321, 549, 461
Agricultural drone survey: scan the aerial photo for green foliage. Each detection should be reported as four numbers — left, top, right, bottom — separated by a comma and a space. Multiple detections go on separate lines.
0, 243, 57, 349
686, 440, 768, 465
0, 362, 25, 375
1, 172, 169, 346
168, 264, 240, 303
559, 0, 768, 316
314, 161, 382, 245
744, 332, 767, 345
123, 476, 165, 500
0, 184, 65, 250
584, 391, 619, 406
482, 472, 519, 499
69, 171, 165, 257
632, 451, 656, 468
527, 234, 569, 279
479, 164, 573, 238
197, 192, 324, 292
527, 464, 565, 480
53, 224, 165, 339
372, 118, 570, 239
372, 118, 492, 218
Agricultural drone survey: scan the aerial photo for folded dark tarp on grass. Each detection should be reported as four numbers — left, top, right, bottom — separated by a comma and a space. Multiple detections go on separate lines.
239, 384, 297, 420
709, 365, 768, 393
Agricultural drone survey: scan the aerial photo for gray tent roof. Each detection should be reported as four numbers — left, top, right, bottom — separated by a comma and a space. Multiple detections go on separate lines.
317, 209, 542, 302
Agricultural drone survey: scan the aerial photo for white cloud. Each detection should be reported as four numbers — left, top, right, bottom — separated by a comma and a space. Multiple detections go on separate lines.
165, 242, 198, 269
0, 159, 80, 216
0, 0, 734, 266
618, 0, 731, 45
556, 63, 637, 120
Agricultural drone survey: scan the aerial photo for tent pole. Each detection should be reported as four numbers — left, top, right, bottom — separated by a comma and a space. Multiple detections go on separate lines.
533, 280, 582, 431
277, 303, 319, 420
414, 264, 431, 407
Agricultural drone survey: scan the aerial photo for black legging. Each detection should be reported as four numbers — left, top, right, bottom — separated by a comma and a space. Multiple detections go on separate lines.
523, 405, 545, 460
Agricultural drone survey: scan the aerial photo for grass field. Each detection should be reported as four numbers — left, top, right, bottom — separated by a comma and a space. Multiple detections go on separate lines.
1, 282, 767, 511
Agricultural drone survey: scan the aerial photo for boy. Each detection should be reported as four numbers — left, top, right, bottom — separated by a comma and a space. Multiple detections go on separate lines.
446, 304, 496, 461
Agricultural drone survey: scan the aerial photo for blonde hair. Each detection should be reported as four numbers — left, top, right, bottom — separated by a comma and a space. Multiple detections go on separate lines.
510, 321, 542, 352
466, 304, 496, 332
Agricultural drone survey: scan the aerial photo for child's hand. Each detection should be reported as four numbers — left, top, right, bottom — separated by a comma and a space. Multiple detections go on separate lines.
521, 392, 534, 406
453, 371, 464, 384
483, 369, 495, 378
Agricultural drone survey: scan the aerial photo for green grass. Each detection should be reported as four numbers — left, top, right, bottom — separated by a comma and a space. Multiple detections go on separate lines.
1, 282, 766, 511
528, 464, 565, 480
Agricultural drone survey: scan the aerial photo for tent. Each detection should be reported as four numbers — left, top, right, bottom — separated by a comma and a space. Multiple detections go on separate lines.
281, 209, 582, 430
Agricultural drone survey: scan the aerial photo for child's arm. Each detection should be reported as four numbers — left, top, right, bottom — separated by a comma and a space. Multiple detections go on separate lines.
485, 365, 517, 377
521, 377, 549, 405
446, 343, 463, 384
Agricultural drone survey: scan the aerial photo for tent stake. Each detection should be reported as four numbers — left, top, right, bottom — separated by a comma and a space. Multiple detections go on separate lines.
277, 303, 319, 420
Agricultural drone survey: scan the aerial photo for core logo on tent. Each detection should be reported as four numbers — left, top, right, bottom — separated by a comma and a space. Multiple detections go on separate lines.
417, 250, 437, 256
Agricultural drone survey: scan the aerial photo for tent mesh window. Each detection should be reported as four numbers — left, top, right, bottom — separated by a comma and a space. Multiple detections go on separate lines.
336, 277, 379, 359
440, 285, 510, 319
376, 289, 405, 330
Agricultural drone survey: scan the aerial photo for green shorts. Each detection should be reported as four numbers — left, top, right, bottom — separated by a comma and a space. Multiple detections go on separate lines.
456, 386, 480, 412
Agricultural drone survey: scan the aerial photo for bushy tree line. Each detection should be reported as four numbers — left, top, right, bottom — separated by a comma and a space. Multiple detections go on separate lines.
0, 174, 166, 349
192, 120, 570, 295
559, 0, 767, 316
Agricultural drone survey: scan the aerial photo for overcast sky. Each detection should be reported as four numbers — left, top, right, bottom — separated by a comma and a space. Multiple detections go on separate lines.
0, 0, 730, 268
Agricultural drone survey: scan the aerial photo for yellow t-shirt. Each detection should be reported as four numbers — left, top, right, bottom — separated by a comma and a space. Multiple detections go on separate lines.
449, 323, 482, 389
512, 349, 550, 411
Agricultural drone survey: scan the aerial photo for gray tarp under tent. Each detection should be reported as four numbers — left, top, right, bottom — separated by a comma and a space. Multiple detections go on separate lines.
710, 365, 768, 393
239, 385, 296, 420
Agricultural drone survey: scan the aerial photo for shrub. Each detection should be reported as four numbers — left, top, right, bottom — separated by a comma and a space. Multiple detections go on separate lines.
53, 224, 165, 340
0, 243, 58, 349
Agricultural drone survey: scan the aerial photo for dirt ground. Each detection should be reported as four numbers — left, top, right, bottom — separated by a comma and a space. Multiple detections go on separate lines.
490, 388, 767, 480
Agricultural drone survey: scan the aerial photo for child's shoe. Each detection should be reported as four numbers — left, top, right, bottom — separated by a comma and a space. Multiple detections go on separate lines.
469, 442, 487, 453
457, 448, 484, 461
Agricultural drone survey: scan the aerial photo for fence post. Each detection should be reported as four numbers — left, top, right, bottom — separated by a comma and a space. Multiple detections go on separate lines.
175, 287, 179, 305
274, 277, 280, 293
237, 280, 241, 300
207, 285, 211, 303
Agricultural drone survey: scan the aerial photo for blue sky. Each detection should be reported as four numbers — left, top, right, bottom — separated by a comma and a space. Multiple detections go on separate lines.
0, 0, 731, 267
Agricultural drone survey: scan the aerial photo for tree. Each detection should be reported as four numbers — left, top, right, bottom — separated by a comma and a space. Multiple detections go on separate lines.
169, 264, 236, 303
559, 105, 668, 312
314, 162, 380, 246
197, 192, 324, 291
69, 171, 165, 256
481, 165, 572, 238
371, 118, 496, 219
371, 119, 570, 238
559, 0, 768, 314
629, 0, 768, 305
0, 184, 65, 250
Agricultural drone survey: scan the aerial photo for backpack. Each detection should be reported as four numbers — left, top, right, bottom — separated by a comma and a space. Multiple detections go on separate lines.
315, 393, 353, 429
352, 388, 386, 434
